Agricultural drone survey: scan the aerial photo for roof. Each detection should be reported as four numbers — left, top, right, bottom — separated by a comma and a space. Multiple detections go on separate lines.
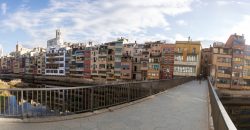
175, 41, 201, 45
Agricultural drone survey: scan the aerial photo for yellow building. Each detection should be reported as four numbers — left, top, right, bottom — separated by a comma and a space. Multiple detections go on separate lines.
174, 40, 202, 77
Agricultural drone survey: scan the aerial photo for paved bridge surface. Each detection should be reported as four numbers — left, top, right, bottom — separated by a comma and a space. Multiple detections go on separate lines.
0, 80, 209, 130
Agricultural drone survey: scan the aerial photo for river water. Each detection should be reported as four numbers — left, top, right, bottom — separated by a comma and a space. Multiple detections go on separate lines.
221, 97, 250, 130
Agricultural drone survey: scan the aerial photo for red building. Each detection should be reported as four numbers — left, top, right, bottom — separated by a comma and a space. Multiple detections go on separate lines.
161, 44, 175, 79
70, 44, 91, 79
83, 48, 91, 79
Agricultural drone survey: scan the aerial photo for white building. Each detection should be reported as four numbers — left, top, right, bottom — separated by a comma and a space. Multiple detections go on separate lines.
45, 29, 71, 76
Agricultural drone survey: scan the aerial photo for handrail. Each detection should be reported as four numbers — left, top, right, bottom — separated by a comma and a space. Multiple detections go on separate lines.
208, 77, 237, 130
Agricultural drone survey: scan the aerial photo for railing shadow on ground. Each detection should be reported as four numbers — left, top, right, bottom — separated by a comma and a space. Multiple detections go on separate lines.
0, 77, 193, 119
208, 77, 237, 130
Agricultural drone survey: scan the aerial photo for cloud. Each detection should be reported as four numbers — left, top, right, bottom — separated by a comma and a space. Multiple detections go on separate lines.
175, 33, 188, 41
216, 1, 229, 6
176, 20, 188, 26
1, 3, 7, 15
231, 15, 250, 43
216, 0, 250, 6
0, 0, 194, 47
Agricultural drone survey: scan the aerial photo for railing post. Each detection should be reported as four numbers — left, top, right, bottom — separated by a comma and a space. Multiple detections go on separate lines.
128, 84, 131, 102
21, 90, 24, 119
90, 87, 94, 112
150, 82, 153, 95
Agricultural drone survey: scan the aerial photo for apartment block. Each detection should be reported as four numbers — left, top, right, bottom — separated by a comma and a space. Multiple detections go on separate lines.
243, 45, 250, 88
161, 44, 175, 79
90, 46, 99, 79
141, 44, 150, 80
211, 34, 249, 90
37, 51, 46, 75
147, 41, 163, 80
225, 34, 245, 89
132, 44, 144, 80
105, 38, 127, 81
121, 43, 135, 80
201, 47, 212, 77
45, 29, 71, 76
121, 54, 133, 80
97, 44, 108, 79
70, 43, 91, 78
0, 56, 14, 74
174, 39, 201, 77
210, 42, 232, 89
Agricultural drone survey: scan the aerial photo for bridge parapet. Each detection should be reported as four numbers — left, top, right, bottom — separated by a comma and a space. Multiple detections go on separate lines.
0, 77, 193, 119
208, 77, 237, 130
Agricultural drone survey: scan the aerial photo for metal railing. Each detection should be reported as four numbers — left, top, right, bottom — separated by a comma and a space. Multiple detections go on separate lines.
208, 77, 237, 130
0, 77, 193, 119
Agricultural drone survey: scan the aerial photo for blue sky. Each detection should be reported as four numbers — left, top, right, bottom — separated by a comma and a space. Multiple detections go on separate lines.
0, 0, 250, 54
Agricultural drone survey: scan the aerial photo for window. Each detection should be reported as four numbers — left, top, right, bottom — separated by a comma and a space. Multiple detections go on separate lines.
243, 69, 250, 76
217, 57, 231, 63
217, 78, 230, 84
233, 58, 243, 62
174, 66, 196, 73
134, 66, 137, 71
213, 48, 218, 53
232, 72, 241, 77
192, 48, 196, 53
59, 70, 64, 73
174, 55, 183, 61
245, 60, 250, 66
187, 55, 197, 62
217, 66, 231, 74
177, 48, 182, 53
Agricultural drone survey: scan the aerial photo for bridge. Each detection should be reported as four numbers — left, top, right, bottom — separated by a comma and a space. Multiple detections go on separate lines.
0, 78, 237, 130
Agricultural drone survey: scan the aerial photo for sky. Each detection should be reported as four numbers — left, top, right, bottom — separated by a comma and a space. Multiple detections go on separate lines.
0, 0, 250, 54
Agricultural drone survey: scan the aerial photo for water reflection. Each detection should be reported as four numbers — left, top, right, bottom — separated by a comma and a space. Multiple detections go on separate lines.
222, 97, 250, 130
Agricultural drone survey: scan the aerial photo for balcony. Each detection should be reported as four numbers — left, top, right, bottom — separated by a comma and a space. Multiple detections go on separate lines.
99, 53, 107, 57
107, 69, 114, 74
99, 68, 107, 71
175, 51, 183, 54
187, 53, 198, 55
217, 73, 231, 78
217, 62, 231, 67
115, 52, 122, 55
174, 61, 198, 66
150, 53, 162, 57
70, 73, 84, 77
140, 58, 149, 61
141, 66, 148, 70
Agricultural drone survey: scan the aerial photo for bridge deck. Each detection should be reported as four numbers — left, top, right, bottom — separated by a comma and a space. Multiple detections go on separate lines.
0, 80, 209, 130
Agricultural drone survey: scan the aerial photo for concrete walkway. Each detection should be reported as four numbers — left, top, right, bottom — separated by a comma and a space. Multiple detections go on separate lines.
0, 80, 209, 130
